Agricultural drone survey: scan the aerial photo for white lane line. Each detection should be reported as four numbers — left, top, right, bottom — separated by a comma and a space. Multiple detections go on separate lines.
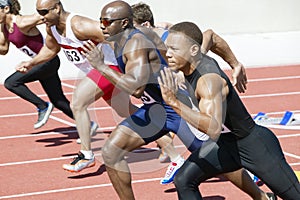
240, 91, 300, 99
264, 124, 300, 130
1, 109, 299, 141
61, 82, 76, 89
248, 75, 300, 82
50, 115, 75, 127
0, 152, 101, 167
0, 156, 74, 167
0, 177, 162, 199
0, 106, 115, 118
283, 152, 300, 160
0, 161, 299, 199
0, 126, 116, 140
0, 92, 73, 100
290, 162, 300, 166
278, 133, 300, 138
1, 75, 299, 101
0, 146, 186, 167
0, 140, 298, 167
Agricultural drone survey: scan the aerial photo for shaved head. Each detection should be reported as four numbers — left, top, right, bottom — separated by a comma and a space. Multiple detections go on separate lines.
102, 0, 133, 19
36, 0, 60, 8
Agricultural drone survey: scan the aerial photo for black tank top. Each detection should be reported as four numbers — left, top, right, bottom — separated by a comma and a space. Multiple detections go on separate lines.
185, 54, 255, 138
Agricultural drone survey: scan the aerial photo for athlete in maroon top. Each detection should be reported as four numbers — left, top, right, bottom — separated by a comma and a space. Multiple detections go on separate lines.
0, 0, 73, 129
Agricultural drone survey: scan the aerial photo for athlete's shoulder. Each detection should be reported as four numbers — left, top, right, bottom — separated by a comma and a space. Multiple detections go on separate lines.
70, 14, 103, 42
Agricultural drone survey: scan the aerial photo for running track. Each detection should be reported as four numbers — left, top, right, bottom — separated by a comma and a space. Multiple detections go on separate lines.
0, 65, 299, 200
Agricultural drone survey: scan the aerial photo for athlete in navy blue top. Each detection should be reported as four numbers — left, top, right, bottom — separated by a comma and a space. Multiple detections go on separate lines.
159, 21, 300, 200
81, 1, 211, 199
82, 1, 275, 200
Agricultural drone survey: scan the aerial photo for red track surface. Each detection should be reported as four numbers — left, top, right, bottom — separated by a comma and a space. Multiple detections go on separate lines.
0, 65, 299, 200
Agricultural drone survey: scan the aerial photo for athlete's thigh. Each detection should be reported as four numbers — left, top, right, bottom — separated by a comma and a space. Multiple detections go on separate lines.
238, 125, 300, 197
186, 135, 241, 179
72, 76, 103, 106
108, 125, 146, 152
120, 104, 168, 144
6, 66, 43, 84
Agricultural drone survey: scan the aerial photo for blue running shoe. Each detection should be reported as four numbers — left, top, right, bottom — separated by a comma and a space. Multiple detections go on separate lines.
34, 102, 53, 129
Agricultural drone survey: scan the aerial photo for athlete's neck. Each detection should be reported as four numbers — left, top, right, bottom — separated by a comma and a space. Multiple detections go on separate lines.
55, 11, 70, 36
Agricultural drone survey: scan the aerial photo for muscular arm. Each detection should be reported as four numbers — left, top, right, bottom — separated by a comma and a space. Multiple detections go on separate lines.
83, 34, 153, 98
159, 68, 225, 140
16, 26, 60, 72
30, 27, 60, 65
202, 29, 247, 93
202, 29, 239, 67
71, 15, 104, 42
16, 13, 44, 31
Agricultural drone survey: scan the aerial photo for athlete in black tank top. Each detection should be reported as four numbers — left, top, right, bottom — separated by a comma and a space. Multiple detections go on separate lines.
185, 54, 255, 138
159, 21, 300, 200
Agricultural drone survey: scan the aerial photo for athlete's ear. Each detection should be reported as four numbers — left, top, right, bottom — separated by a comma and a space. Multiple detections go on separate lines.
141, 21, 151, 28
52, 3, 61, 15
122, 18, 129, 29
3, 5, 10, 14
190, 44, 200, 57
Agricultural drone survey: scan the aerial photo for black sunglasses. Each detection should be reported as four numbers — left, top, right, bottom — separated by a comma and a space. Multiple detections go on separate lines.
99, 17, 126, 27
36, 4, 57, 16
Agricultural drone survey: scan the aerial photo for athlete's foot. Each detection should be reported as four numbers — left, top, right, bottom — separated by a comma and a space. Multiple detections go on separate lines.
160, 156, 185, 185
34, 102, 53, 129
62, 151, 95, 172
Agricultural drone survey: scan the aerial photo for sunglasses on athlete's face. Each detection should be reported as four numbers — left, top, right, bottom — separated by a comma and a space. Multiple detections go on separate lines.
99, 17, 125, 27
36, 4, 57, 16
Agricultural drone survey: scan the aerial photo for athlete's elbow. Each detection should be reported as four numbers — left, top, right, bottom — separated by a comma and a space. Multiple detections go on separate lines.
208, 130, 221, 141
206, 122, 222, 141
0, 49, 8, 55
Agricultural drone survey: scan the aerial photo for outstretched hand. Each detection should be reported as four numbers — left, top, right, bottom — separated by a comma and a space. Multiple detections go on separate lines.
81, 40, 106, 72
231, 62, 247, 93
158, 67, 179, 106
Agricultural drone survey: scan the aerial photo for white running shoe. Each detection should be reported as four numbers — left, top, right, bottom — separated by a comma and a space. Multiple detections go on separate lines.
34, 102, 54, 129
76, 121, 99, 144
160, 157, 185, 185
62, 151, 95, 172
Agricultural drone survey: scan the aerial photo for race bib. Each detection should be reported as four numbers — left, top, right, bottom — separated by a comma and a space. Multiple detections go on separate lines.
141, 91, 157, 104
62, 48, 85, 64
19, 46, 37, 58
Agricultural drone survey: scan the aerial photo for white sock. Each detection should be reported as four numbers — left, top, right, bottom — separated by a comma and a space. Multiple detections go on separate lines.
80, 150, 93, 159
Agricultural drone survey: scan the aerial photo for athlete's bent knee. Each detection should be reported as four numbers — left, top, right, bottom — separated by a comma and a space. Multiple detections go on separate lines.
4, 78, 15, 91
101, 142, 119, 166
